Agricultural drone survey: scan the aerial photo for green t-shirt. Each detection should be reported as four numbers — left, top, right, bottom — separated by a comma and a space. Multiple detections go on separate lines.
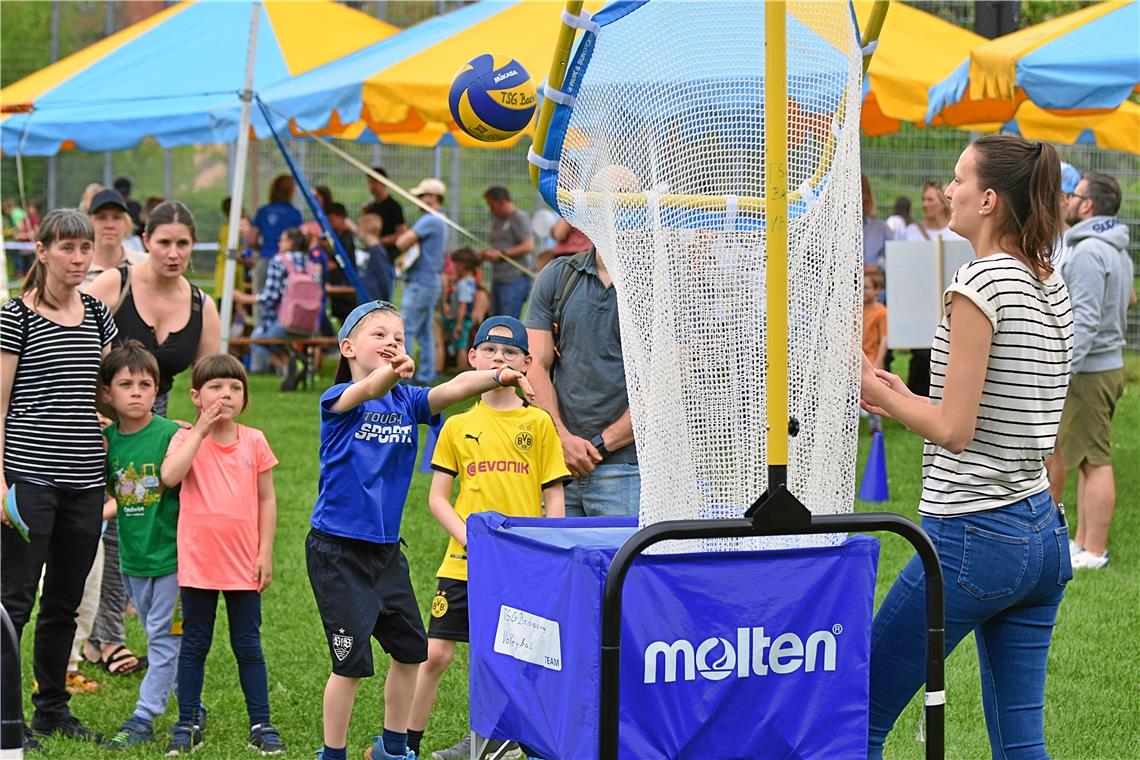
104, 415, 181, 577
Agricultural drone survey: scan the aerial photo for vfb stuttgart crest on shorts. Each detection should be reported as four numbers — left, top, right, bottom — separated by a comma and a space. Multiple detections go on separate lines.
332, 629, 353, 661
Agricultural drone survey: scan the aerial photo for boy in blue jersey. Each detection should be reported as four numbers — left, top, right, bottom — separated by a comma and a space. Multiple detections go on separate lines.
308, 301, 534, 760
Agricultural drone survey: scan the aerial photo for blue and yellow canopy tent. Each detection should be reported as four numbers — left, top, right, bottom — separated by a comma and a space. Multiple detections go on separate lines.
924, 0, 1140, 129
262, 0, 605, 149
0, 0, 398, 155
0, 0, 400, 343
858, 0, 1139, 155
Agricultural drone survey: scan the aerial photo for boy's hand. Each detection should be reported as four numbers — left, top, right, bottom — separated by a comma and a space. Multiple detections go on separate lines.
496, 368, 536, 402
254, 554, 272, 592
389, 353, 416, 380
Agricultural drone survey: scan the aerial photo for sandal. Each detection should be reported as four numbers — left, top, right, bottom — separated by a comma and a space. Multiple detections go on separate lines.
101, 645, 148, 675
65, 671, 99, 694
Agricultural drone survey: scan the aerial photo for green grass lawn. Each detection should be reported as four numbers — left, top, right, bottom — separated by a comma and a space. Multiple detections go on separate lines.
20, 354, 1140, 759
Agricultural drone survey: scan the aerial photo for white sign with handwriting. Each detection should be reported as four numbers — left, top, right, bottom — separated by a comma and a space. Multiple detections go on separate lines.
494, 605, 562, 672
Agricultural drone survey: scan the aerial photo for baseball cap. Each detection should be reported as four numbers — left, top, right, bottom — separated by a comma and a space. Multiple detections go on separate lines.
335, 300, 400, 384
409, 178, 446, 197
472, 316, 529, 354
89, 188, 129, 215
1059, 162, 1081, 195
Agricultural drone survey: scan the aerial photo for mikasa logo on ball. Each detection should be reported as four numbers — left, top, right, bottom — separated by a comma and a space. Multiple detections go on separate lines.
643, 625, 841, 684
493, 69, 518, 84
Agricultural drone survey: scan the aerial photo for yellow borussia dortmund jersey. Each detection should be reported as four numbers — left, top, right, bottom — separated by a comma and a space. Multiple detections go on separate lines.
431, 401, 570, 581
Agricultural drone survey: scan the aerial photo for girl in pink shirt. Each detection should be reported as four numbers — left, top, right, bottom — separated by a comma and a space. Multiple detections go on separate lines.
160, 354, 285, 755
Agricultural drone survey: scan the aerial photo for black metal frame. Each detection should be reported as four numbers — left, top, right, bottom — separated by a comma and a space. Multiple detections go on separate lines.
1, 604, 23, 752
599, 481, 946, 760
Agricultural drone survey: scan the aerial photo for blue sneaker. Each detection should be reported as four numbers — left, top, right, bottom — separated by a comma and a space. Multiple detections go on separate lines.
363, 737, 417, 760
103, 716, 155, 749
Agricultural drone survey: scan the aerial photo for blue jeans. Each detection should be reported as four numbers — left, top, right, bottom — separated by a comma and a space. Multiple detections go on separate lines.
249, 320, 289, 374
563, 463, 641, 518
401, 280, 442, 383
123, 573, 180, 723
364, 247, 395, 303
491, 276, 532, 319
178, 588, 270, 727
868, 491, 1071, 760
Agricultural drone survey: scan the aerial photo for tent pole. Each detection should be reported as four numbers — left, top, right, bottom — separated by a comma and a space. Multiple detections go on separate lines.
219, 2, 260, 351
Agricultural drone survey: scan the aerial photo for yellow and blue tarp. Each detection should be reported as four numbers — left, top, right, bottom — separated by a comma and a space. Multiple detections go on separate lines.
926, 0, 1140, 125
0, 0, 397, 156
262, 0, 605, 148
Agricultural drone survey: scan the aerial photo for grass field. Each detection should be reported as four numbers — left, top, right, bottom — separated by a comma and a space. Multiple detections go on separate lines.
18, 354, 1139, 759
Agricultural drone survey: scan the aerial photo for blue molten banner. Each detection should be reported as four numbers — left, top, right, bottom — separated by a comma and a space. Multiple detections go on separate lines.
468, 514, 879, 759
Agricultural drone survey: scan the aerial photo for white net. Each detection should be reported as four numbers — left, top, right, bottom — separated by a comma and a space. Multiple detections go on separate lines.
547, 0, 863, 550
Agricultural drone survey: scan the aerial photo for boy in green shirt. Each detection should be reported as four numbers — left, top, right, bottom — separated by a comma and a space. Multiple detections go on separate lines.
99, 340, 183, 749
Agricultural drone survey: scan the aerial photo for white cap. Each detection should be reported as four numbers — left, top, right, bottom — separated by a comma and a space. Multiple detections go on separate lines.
409, 177, 446, 197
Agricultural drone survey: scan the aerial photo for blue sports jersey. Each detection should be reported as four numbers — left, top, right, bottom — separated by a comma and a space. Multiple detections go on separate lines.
311, 382, 439, 543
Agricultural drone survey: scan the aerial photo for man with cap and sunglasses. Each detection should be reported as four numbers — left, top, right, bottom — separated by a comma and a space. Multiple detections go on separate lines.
394, 178, 449, 385
84, 188, 147, 289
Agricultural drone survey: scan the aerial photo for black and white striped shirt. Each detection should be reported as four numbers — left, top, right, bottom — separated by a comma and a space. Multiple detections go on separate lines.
1, 295, 117, 491
920, 254, 1073, 516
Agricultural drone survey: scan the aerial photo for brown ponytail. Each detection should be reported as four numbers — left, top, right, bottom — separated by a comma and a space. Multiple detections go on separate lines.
21, 208, 94, 309
971, 134, 1060, 279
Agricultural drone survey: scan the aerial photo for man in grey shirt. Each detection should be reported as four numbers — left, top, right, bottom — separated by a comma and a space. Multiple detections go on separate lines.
525, 248, 639, 517
1048, 171, 1133, 570
480, 186, 534, 318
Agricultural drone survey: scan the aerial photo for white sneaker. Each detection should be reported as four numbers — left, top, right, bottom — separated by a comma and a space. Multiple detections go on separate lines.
1068, 539, 1084, 556
1071, 549, 1109, 570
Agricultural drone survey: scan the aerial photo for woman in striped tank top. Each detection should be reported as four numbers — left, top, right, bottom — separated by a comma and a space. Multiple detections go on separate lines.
861, 135, 1074, 759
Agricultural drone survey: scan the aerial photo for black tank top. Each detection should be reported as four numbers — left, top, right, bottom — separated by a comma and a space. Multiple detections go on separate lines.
114, 266, 204, 396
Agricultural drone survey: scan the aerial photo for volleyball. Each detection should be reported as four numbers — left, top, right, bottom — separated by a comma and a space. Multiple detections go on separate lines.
448, 54, 537, 142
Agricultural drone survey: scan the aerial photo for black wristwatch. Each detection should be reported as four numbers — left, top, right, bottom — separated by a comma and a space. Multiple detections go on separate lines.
590, 434, 610, 459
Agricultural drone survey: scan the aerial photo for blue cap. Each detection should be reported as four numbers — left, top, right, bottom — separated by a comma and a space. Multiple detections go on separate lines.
1059, 162, 1081, 195
472, 316, 529, 354
338, 300, 398, 343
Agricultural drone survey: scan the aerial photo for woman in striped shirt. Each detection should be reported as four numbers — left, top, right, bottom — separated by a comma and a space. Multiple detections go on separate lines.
1, 209, 118, 746
861, 135, 1074, 759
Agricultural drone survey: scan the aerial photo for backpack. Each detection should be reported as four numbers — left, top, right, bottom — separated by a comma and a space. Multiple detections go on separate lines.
549, 248, 592, 362
276, 253, 323, 334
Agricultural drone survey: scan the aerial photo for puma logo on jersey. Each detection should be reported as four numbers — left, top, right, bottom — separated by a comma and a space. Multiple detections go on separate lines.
465, 432, 483, 445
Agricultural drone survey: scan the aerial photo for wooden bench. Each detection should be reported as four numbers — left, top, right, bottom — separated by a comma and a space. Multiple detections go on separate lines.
229, 336, 340, 390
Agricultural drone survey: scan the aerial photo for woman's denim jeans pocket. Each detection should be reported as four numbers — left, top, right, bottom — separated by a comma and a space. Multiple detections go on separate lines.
958, 524, 1029, 600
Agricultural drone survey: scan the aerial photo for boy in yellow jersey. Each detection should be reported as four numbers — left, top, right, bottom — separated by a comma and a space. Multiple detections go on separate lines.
408, 317, 569, 760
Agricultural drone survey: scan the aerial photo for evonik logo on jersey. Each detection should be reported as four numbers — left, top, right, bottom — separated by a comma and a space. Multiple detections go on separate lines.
643, 624, 843, 684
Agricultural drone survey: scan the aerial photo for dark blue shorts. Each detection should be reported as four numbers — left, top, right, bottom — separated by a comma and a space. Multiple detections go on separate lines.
305, 529, 428, 676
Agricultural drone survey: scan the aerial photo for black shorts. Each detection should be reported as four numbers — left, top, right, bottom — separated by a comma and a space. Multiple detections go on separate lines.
305, 530, 428, 677
427, 578, 469, 642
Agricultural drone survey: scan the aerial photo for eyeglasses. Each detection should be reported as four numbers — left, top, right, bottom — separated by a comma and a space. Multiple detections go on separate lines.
475, 344, 524, 361
1067, 193, 1090, 202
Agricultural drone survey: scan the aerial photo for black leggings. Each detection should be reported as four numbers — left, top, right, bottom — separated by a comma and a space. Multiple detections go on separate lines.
177, 588, 270, 727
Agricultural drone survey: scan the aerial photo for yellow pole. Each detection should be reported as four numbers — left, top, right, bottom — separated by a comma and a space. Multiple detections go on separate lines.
765, 0, 789, 475
529, 0, 584, 189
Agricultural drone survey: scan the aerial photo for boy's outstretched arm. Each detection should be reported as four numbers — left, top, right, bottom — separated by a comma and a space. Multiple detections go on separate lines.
427, 367, 535, 415
255, 468, 277, 593
428, 471, 467, 547
542, 483, 565, 519
328, 354, 415, 414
